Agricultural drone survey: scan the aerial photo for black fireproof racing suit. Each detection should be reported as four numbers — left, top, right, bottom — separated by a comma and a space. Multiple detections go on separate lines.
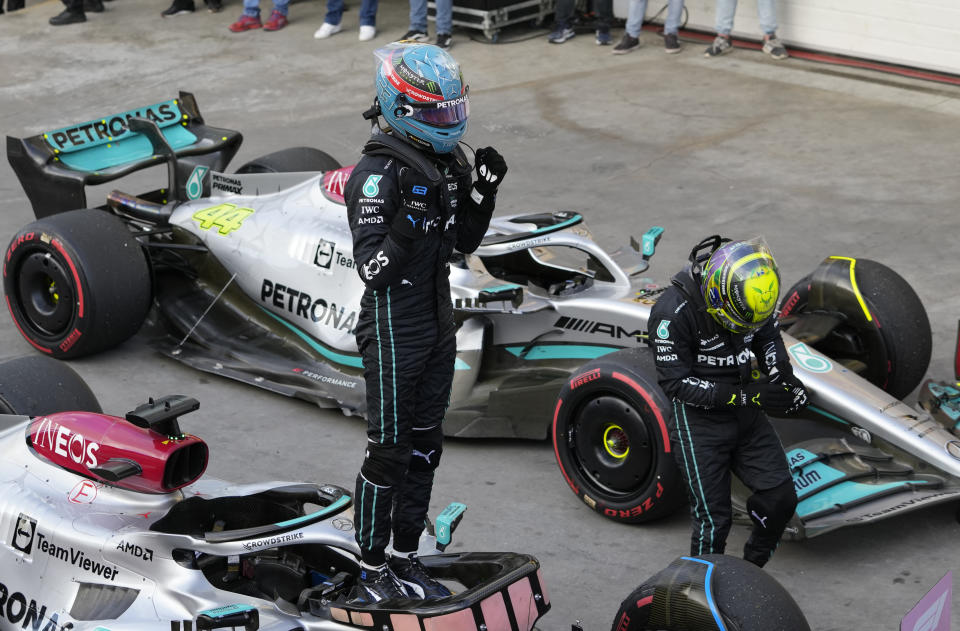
647, 267, 798, 567
345, 132, 494, 566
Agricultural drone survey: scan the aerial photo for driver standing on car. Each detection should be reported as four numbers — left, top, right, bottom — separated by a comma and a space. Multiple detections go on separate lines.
647, 236, 808, 567
344, 42, 507, 602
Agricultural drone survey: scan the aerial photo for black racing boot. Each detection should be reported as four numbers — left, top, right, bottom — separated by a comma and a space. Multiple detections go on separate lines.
389, 554, 452, 600
49, 8, 86, 24
350, 565, 406, 603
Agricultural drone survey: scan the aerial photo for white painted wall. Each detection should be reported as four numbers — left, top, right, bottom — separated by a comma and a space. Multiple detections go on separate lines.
613, 0, 960, 75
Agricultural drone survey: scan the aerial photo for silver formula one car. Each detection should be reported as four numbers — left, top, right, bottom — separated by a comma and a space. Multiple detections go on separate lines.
4, 93, 960, 541
4, 91, 663, 441
0, 358, 550, 631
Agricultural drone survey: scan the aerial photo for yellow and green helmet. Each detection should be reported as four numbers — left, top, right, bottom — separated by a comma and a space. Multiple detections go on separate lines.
701, 238, 780, 333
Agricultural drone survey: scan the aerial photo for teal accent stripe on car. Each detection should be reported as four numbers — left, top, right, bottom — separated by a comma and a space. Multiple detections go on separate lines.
60, 126, 198, 172
790, 447, 933, 518
796, 479, 931, 518
483, 283, 523, 292
274, 494, 351, 528
808, 404, 850, 425
504, 345, 619, 360
533, 213, 582, 233
261, 307, 363, 368
198, 604, 257, 618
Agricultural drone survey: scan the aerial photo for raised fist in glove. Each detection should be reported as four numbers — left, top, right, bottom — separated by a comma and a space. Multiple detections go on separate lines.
782, 379, 810, 414
474, 147, 508, 195
392, 167, 434, 240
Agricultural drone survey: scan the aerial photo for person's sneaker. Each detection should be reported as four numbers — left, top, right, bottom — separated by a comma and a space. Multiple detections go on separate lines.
704, 34, 732, 57
595, 28, 611, 45
228, 13, 261, 31
161, 0, 193, 16
84, 0, 103, 12
263, 9, 287, 31
612, 33, 640, 54
435, 32, 451, 49
49, 8, 85, 24
359, 24, 376, 41
762, 35, 788, 60
664, 32, 681, 53
389, 555, 452, 600
548, 24, 575, 44
352, 565, 406, 603
401, 29, 429, 42
313, 21, 341, 38
204, 0, 222, 13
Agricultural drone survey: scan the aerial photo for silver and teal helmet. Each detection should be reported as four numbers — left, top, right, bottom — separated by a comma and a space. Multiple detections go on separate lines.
374, 43, 469, 154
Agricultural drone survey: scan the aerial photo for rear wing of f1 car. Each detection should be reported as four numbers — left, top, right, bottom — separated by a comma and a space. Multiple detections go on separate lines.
7, 91, 242, 218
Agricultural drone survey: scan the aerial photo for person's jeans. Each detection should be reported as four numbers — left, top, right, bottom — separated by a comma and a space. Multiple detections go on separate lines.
325, 0, 379, 26
555, 0, 612, 29
715, 0, 776, 36
410, 0, 453, 34
244, 0, 288, 18
625, 0, 684, 37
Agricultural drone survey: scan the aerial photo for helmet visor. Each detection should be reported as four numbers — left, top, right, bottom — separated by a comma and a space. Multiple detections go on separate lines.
400, 89, 470, 128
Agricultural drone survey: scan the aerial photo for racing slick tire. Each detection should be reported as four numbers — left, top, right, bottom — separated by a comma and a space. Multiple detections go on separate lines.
3, 208, 151, 359
0, 355, 101, 414
779, 258, 931, 399
611, 555, 810, 631
234, 147, 341, 174
552, 348, 684, 524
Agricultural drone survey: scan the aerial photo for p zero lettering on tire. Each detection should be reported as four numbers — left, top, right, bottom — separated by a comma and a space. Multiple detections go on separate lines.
552, 347, 684, 524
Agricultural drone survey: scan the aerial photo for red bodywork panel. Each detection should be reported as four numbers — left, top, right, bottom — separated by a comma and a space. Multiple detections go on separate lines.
27, 411, 208, 494
321, 165, 355, 205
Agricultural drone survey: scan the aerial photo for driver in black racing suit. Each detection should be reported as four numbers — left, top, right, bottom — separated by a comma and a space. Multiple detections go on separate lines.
344, 42, 507, 602
647, 236, 809, 567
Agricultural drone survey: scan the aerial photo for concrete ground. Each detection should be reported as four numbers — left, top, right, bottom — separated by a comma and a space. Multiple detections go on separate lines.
2, 0, 960, 629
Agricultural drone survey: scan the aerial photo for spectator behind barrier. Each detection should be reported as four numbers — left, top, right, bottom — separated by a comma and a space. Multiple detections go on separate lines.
612, 0, 685, 54
227, 0, 291, 33
705, 0, 788, 59
2, 0, 26, 15
161, 0, 222, 18
548, 0, 613, 45
49, 0, 104, 26
314, 0, 379, 41
401, 0, 453, 49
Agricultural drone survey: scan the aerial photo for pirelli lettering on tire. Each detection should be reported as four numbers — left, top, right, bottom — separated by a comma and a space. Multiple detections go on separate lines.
570, 368, 601, 389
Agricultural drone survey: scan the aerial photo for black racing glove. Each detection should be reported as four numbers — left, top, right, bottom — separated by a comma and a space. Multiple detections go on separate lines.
782, 379, 810, 414
473, 146, 508, 196
392, 167, 433, 240
723, 381, 796, 410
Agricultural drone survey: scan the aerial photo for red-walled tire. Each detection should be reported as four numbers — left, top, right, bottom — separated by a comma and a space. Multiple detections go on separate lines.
552, 347, 684, 524
3, 209, 151, 359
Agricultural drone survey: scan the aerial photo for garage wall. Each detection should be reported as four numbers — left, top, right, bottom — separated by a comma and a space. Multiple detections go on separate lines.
613, 0, 960, 76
